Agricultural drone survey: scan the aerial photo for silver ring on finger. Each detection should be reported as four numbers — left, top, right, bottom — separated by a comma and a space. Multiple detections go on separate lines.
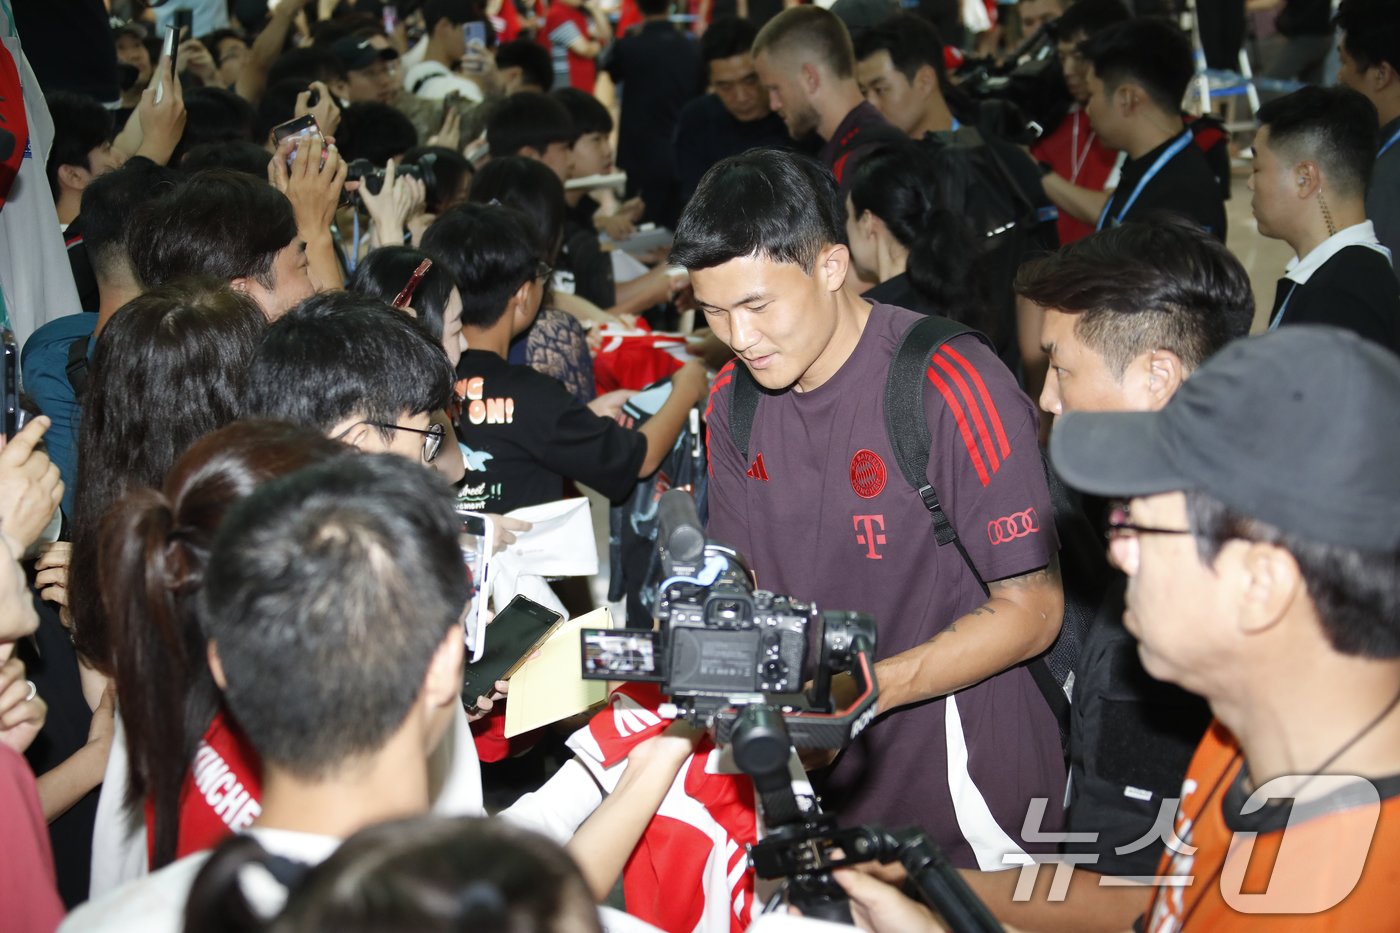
24, 680, 36, 702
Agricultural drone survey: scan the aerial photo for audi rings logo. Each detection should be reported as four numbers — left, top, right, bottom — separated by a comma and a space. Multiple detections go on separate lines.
987, 508, 1039, 545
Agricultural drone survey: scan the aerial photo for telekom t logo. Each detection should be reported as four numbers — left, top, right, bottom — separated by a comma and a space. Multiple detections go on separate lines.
854, 515, 887, 560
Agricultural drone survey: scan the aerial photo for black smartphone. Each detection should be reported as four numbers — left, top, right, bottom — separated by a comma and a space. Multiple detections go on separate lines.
3, 328, 21, 440
461, 595, 564, 704
172, 8, 194, 37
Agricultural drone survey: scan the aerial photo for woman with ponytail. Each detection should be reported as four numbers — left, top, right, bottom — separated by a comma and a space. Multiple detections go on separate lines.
845, 142, 1002, 347
183, 816, 603, 933
100, 422, 349, 872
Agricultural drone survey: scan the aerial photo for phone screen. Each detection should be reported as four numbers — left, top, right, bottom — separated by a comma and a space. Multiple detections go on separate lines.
458, 510, 493, 662
382, 4, 399, 33
461, 595, 563, 704
2, 328, 19, 440
464, 21, 488, 49
271, 114, 321, 167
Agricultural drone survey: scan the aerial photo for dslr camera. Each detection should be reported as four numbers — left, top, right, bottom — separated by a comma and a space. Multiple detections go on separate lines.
581, 491, 877, 746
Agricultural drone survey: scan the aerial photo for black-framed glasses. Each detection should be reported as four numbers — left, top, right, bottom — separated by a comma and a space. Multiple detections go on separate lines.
364, 421, 446, 463
1104, 499, 1193, 542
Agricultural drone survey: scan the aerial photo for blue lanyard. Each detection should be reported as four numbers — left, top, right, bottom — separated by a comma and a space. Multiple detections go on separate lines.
1097, 129, 1194, 231
950, 117, 961, 132
1268, 280, 1298, 332
1381, 125, 1400, 159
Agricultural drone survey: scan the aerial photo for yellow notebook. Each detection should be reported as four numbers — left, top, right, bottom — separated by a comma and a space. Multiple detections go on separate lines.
504, 606, 614, 738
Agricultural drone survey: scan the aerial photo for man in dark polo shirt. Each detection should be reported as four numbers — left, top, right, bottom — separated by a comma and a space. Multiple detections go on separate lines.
1335, 0, 1400, 260
673, 17, 795, 203
673, 149, 1066, 870
752, 5, 903, 192
1253, 86, 1400, 354
1082, 19, 1227, 239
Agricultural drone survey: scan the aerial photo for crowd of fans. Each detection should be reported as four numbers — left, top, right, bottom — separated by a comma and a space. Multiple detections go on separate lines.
0, 0, 1398, 931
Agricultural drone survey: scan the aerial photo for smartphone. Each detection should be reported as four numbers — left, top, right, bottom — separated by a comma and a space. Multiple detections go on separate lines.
463, 20, 488, 73
382, 4, 399, 33
461, 595, 564, 705
155, 24, 178, 104
2, 328, 20, 440
172, 8, 194, 37
271, 113, 321, 166
458, 510, 495, 662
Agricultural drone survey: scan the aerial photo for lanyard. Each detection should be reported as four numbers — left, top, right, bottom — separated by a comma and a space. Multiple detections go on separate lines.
1268, 280, 1298, 332
950, 117, 961, 132
1381, 125, 1400, 159
1097, 129, 1194, 231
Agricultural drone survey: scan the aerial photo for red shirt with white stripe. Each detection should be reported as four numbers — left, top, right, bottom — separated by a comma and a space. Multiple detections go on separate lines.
704, 301, 1064, 869
145, 709, 262, 865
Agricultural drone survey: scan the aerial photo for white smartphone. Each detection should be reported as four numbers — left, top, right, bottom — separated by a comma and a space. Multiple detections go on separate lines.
154, 25, 178, 104
458, 509, 495, 662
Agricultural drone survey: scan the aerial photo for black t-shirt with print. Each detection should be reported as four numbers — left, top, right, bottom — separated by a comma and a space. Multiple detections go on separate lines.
454, 350, 647, 513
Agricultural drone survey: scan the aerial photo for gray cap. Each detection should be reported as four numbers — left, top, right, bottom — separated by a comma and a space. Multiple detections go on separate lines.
1050, 326, 1400, 551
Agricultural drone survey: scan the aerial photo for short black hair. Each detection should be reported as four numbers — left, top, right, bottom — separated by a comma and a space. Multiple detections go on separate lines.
1052, 0, 1129, 42
551, 86, 613, 136
423, 0, 481, 30
1187, 490, 1400, 659
700, 16, 759, 64
637, 0, 671, 16
266, 47, 347, 89
467, 155, 568, 262
179, 141, 273, 177
200, 455, 469, 779
486, 92, 578, 158
349, 246, 458, 344
1080, 18, 1193, 115
671, 149, 843, 272
853, 13, 947, 86
753, 6, 856, 80
421, 203, 541, 329
81, 159, 181, 281
201, 28, 247, 65
495, 39, 554, 92
336, 102, 419, 164
1336, 0, 1400, 73
173, 86, 258, 163
1015, 216, 1254, 376
1257, 85, 1379, 199
241, 291, 454, 436
44, 90, 113, 198
129, 169, 299, 290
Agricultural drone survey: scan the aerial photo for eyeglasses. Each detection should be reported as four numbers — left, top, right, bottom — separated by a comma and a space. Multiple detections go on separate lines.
336, 420, 446, 462
1103, 500, 1193, 542
392, 258, 433, 309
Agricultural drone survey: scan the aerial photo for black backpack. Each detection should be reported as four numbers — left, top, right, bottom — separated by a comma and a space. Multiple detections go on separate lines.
727, 315, 1084, 752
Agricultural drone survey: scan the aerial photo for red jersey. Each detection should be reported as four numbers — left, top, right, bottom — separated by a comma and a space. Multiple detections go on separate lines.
543, 2, 596, 92
145, 710, 262, 865
1145, 720, 1400, 931
1030, 107, 1118, 244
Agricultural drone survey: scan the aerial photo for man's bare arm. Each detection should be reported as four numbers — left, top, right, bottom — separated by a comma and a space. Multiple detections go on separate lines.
873, 558, 1063, 712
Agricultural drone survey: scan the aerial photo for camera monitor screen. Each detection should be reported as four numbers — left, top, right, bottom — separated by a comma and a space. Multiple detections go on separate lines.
580, 630, 662, 682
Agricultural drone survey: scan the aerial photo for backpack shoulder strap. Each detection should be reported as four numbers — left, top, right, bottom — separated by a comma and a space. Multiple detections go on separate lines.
727, 361, 762, 464
885, 315, 989, 555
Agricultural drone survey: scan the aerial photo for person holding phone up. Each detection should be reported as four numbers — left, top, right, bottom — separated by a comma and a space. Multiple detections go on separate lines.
404, 0, 492, 103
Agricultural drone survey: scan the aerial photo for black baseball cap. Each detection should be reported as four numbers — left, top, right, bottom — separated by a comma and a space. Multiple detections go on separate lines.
330, 37, 399, 72
1050, 326, 1400, 551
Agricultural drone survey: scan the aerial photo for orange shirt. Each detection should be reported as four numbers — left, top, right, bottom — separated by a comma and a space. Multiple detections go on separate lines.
1144, 720, 1400, 931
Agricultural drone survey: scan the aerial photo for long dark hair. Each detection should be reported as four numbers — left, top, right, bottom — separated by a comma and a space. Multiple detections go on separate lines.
184, 817, 603, 933
348, 246, 456, 345
848, 143, 996, 338
69, 278, 267, 671
101, 421, 349, 870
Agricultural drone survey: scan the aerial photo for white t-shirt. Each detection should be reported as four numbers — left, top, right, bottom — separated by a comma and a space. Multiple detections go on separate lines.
403, 60, 485, 102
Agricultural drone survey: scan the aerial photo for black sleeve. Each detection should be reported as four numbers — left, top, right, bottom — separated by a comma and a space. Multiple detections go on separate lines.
532, 374, 649, 502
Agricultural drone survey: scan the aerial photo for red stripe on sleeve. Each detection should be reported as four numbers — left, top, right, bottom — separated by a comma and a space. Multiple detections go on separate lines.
927, 366, 992, 487
932, 352, 1000, 475
940, 344, 1011, 458
703, 361, 737, 476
